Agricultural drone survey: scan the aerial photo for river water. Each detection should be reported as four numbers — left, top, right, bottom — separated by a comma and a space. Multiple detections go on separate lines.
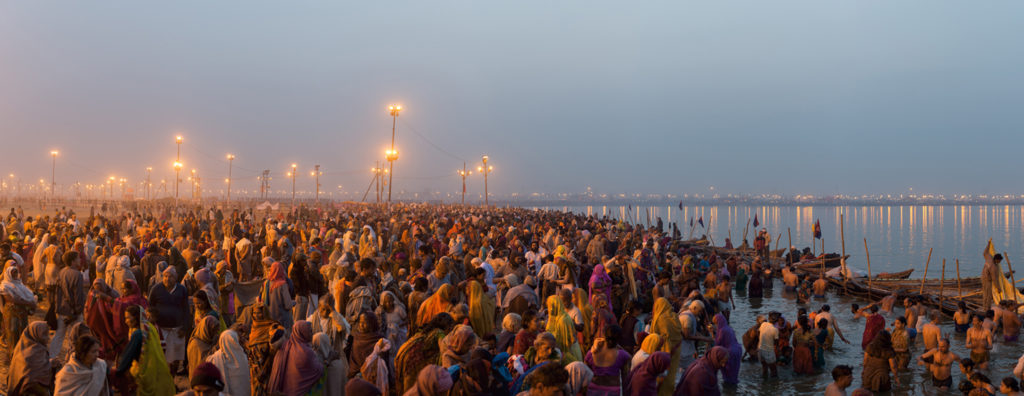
531, 204, 1024, 394
537, 204, 1024, 278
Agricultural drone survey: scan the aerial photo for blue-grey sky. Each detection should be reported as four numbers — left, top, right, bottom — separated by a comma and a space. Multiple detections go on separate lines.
2, 1, 1023, 199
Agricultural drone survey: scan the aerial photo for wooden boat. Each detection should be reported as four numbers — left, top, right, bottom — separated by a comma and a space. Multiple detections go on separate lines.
873, 269, 913, 279
793, 255, 849, 271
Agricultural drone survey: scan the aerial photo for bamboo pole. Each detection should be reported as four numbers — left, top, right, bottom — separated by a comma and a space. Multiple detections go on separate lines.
742, 217, 751, 243
774, 233, 782, 252
940, 258, 946, 308
840, 214, 848, 294
956, 258, 963, 300
920, 248, 933, 295
707, 216, 715, 247
787, 228, 792, 257
728, 230, 733, 246
820, 239, 826, 275
1006, 251, 1019, 303
864, 238, 872, 300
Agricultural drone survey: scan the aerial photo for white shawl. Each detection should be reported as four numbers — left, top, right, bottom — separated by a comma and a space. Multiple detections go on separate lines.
54, 355, 108, 396
207, 330, 250, 396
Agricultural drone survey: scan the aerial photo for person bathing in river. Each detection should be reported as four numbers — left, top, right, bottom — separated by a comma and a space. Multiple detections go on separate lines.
815, 305, 850, 347
954, 302, 972, 334
918, 338, 961, 391
812, 275, 828, 298
967, 313, 994, 370
880, 290, 899, 313
1001, 300, 1022, 342
782, 266, 799, 292
921, 310, 943, 351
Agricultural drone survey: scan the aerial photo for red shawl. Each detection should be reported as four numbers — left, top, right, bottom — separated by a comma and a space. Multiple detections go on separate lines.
862, 313, 885, 351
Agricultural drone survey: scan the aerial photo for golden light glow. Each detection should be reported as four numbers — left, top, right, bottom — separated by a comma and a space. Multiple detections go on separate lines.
146, 167, 152, 171
227, 154, 235, 160
291, 163, 297, 169
50, 150, 59, 156
176, 136, 183, 143
173, 161, 183, 169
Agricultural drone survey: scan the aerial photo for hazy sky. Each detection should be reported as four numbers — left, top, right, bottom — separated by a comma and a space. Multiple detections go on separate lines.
2, 1, 1023, 199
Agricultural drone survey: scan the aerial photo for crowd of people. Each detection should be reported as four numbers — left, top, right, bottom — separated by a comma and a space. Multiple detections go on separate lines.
0, 201, 1022, 396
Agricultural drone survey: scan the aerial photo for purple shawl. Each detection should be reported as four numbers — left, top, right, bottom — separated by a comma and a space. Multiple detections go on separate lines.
268, 320, 324, 396
712, 314, 742, 384
588, 264, 613, 307
675, 346, 727, 396
626, 351, 670, 396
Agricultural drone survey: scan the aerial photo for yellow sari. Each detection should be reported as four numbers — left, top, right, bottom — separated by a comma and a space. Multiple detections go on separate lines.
468, 280, 495, 336
417, 284, 455, 327
132, 322, 175, 396
572, 288, 594, 347
650, 298, 682, 396
545, 295, 582, 363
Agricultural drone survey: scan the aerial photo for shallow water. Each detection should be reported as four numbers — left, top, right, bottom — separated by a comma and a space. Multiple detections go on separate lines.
543, 204, 1024, 279
723, 278, 1024, 395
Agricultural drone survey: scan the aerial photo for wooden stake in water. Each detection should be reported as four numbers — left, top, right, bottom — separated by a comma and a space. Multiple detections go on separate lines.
920, 248, 933, 295
940, 258, 946, 308
787, 228, 792, 256
864, 238, 873, 300
840, 214, 848, 294
1006, 251, 1019, 303
956, 258, 963, 299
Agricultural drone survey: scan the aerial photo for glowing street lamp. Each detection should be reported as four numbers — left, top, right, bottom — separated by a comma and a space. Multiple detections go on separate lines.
457, 163, 472, 205
173, 161, 183, 203
145, 167, 152, 200
311, 165, 322, 204
226, 154, 235, 203
477, 155, 493, 206
49, 150, 58, 200
387, 103, 402, 203
290, 163, 297, 205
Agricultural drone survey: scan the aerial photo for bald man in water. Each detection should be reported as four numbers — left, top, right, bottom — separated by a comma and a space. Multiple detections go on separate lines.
918, 338, 961, 391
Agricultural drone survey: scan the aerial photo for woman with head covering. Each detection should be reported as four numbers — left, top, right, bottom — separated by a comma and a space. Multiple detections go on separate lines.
710, 314, 742, 385
1, 264, 38, 352
54, 335, 108, 396
395, 313, 456, 395
58, 322, 93, 365
206, 329, 250, 396
468, 279, 496, 337
361, 338, 393, 396
187, 315, 221, 377
448, 357, 494, 396
349, 310, 384, 376
589, 263, 614, 308
313, 332, 347, 396
440, 324, 478, 367
497, 313, 521, 354
674, 346, 729, 396
632, 333, 663, 368
268, 320, 325, 396
791, 315, 816, 375
113, 305, 174, 396
572, 288, 594, 347
403, 364, 454, 396
650, 298, 683, 396
6, 321, 54, 396
625, 351, 671, 396
213, 261, 236, 325
247, 303, 286, 396
377, 290, 409, 349
347, 378, 383, 396
512, 332, 561, 394
427, 258, 450, 294
591, 293, 618, 346
417, 283, 456, 327
84, 278, 122, 358
262, 261, 295, 329
147, 261, 168, 295
566, 361, 594, 396
546, 295, 583, 363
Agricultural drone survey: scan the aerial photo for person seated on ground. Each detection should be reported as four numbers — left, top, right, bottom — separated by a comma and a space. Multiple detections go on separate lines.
825, 364, 854, 396
918, 338, 960, 391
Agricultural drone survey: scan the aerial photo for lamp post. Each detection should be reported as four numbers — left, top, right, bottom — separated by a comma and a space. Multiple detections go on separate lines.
108, 176, 115, 199
145, 167, 152, 200
191, 169, 197, 199
226, 154, 235, 203
458, 163, 471, 205
311, 165, 321, 204
477, 155, 493, 206
50, 150, 58, 201
173, 161, 182, 204
119, 178, 126, 199
386, 104, 402, 203
290, 163, 297, 206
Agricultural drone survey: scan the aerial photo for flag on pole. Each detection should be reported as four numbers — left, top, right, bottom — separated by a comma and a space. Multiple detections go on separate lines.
689, 217, 693, 227
813, 220, 822, 239
698, 216, 704, 228
678, 201, 683, 210
753, 214, 759, 228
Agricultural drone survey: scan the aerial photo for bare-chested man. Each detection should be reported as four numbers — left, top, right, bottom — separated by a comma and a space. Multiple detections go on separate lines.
921, 310, 943, 351
880, 291, 899, 313
1001, 300, 1022, 342
918, 338, 961, 391
783, 266, 799, 292
966, 314, 993, 370
812, 275, 828, 298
